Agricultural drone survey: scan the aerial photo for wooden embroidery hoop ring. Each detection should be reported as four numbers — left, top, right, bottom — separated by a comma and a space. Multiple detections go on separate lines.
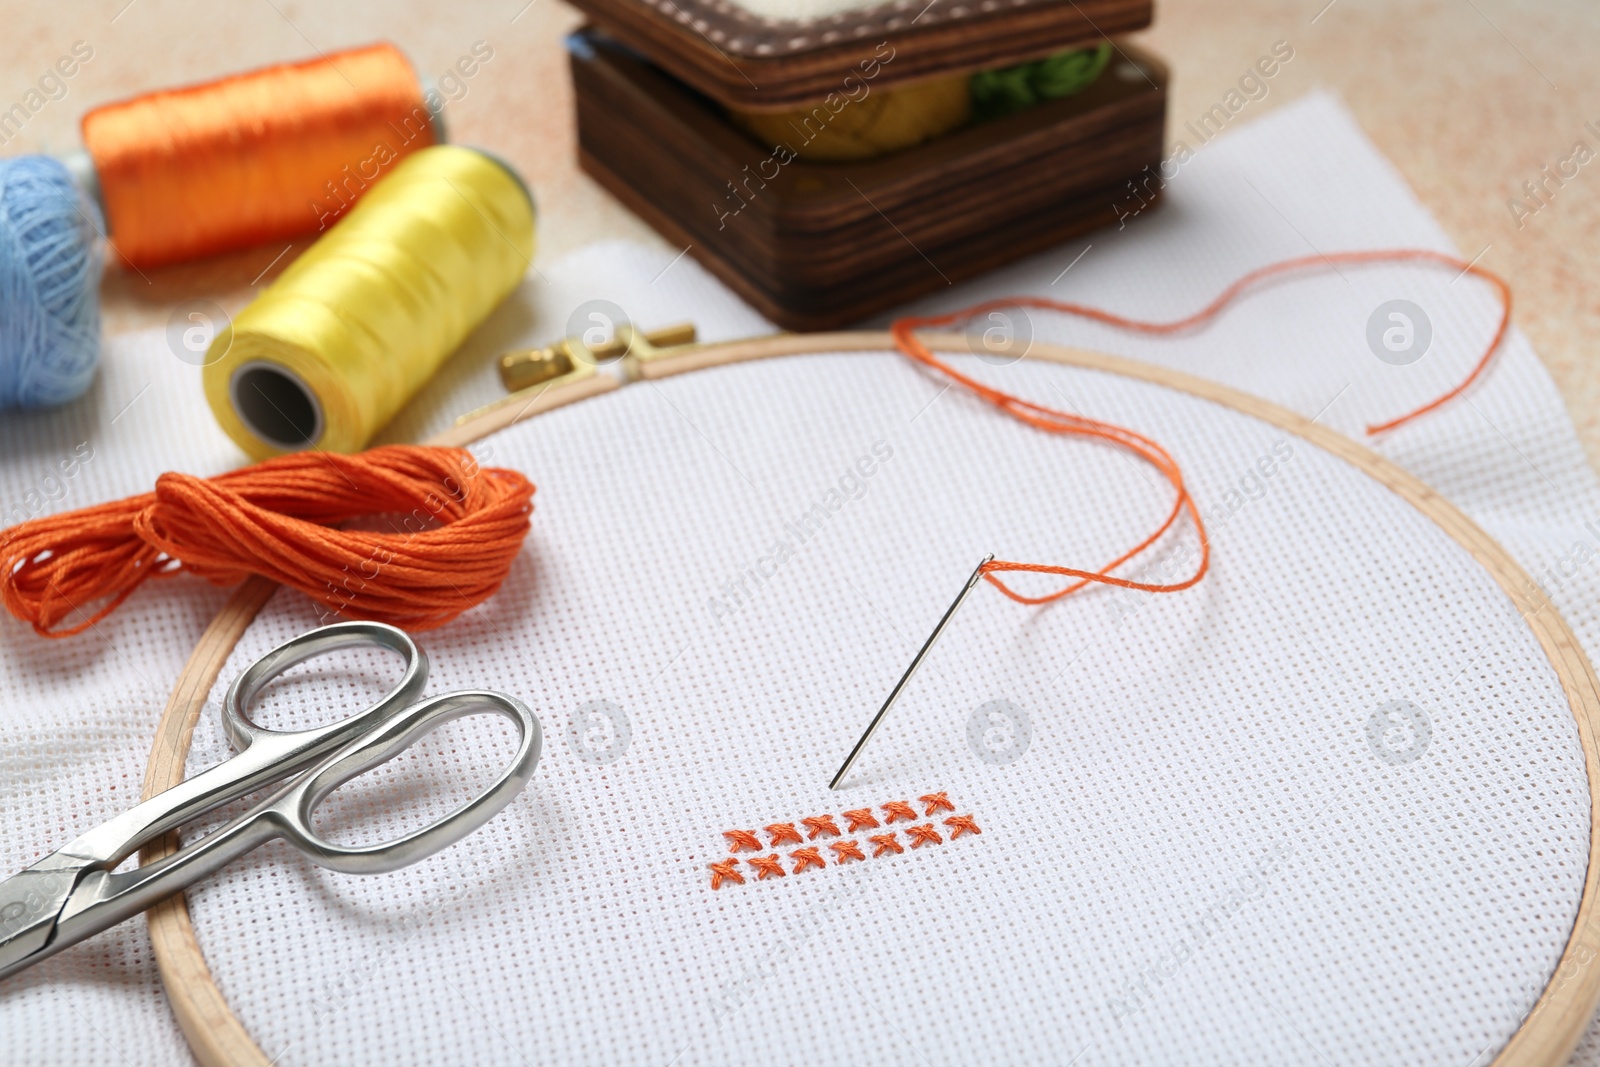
139, 332, 1600, 1067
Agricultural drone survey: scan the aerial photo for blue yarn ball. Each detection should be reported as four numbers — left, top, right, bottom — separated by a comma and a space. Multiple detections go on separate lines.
0, 155, 104, 409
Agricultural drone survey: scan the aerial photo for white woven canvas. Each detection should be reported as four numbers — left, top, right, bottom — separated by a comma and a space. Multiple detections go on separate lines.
186, 350, 1589, 1065
4, 90, 1600, 1064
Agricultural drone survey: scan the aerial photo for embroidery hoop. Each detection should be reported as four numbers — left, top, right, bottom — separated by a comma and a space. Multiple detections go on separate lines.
139, 332, 1600, 1066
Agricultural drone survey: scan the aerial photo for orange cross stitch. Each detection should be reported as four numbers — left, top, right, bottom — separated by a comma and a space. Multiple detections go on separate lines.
830, 840, 866, 864
907, 823, 944, 848
723, 829, 762, 852
792, 847, 826, 873
709, 859, 745, 889
802, 815, 841, 840
842, 807, 880, 832
765, 822, 803, 846
869, 833, 903, 857
882, 801, 917, 823
919, 792, 955, 815
945, 814, 981, 839
749, 854, 786, 879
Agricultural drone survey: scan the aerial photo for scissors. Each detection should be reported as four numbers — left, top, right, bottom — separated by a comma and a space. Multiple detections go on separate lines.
0, 621, 541, 982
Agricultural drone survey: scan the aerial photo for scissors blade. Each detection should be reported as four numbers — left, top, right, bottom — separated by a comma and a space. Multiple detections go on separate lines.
0, 854, 88, 980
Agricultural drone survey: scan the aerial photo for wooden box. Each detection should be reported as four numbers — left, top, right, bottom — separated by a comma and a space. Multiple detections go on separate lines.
570, 29, 1167, 329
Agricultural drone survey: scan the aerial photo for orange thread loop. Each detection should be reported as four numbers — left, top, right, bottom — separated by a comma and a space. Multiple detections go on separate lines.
890, 248, 1511, 607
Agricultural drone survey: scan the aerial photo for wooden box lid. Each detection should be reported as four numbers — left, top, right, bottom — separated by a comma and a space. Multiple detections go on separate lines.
561, 0, 1152, 109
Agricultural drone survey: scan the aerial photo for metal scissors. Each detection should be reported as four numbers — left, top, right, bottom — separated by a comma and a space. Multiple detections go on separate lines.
0, 621, 541, 982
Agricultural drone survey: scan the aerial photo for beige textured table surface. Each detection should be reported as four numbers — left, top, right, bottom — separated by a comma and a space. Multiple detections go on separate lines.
2, 0, 1596, 461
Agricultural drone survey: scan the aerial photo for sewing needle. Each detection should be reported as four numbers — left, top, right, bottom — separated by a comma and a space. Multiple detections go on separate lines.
829, 554, 994, 790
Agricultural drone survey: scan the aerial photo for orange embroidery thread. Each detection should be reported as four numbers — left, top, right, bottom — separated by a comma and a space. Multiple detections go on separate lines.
749, 855, 786, 880
869, 833, 904, 857
82, 43, 435, 270
945, 815, 981, 839
842, 808, 880, 832
882, 801, 917, 823
791, 848, 827, 873
802, 815, 841, 840
723, 829, 762, 852
890, 250, 1514, 610
719, 796, 972, 885
830, 840, 866, 864
0, 445, 535, 637
709, 859, 745, 889
891, 249, 1510, 439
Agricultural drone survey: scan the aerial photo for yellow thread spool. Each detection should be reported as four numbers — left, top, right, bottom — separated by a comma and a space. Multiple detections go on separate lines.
204, 144, 535, 458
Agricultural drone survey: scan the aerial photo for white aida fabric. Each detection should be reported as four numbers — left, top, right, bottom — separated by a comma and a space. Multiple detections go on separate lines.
3, 89, 1600, 1063
186, 352, 1589, 1066
0, 321, 240, 1067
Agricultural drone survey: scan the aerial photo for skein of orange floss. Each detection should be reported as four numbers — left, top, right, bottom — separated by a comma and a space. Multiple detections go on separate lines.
81, 42, 436, 270
0, 446, 533, 638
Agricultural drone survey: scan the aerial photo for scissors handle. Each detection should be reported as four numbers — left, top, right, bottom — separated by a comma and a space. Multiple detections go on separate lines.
221, 620, 429, 751
57, 622, 428, 874
43, 690, 541, 965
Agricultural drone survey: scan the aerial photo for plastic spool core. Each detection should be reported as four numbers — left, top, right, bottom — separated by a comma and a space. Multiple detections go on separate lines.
229, 361, 325, 451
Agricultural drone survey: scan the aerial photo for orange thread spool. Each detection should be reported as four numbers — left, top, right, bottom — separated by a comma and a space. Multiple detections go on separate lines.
82, 43, 435, 270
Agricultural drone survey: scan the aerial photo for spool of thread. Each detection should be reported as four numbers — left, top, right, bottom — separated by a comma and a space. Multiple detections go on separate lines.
81, 42, 439, 270
204, 144, 535, 458
0, 155, 104, 409
0, 43, 436, 409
